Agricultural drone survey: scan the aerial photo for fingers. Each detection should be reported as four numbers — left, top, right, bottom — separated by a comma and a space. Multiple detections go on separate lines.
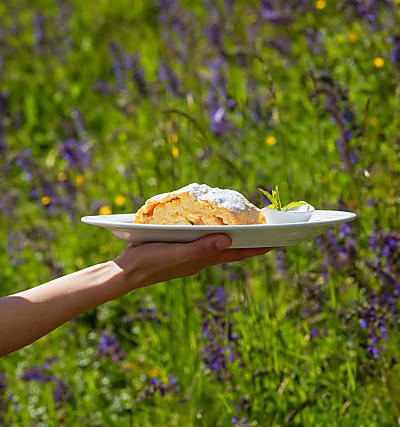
151, 234, 232, 265
141, 247, 274, 286
184, 247, 274, 271
177, 234, 232, 261
114, 234, 232, 273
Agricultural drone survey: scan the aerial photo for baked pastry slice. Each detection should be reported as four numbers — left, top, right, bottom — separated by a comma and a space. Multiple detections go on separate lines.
133, 183, 266, 225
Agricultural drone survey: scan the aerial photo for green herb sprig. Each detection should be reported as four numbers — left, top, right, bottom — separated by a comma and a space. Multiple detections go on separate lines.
258, 186, 307, 212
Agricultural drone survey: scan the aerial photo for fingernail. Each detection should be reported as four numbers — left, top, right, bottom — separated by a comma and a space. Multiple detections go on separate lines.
215, 236, 231, 250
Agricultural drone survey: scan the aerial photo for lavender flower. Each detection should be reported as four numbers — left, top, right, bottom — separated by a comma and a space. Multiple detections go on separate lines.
53, 377, 71, 403
275, 250, 287, 275
0, 373, 12, 424
205, 15, 223, 50
197, 285, 240, 382
109, 42, 126, 89
315, 223, 357, 274
159, 64, 180, 96
127, 53, 148, 96
20, 361, 71, 405
205, 59, 235, 135
261, 1, 292, 24
135, 375, 181, 403
96, 332, 125, 362
358, 230, 400, 359
345, 0, 390, 30
310, 77, 362, 171
122, 307, 162, 324
232, 416, 250, 426
60, 138, 90, 169
33, 14, 44, 51
20, 365, 52, 384
310, 327, 319, 339
0, 92, 7, 154
389, 32, 400, 68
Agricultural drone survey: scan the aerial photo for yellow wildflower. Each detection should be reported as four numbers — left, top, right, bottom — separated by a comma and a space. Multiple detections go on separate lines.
315, 0, 327, 9
148, 367, 160, 377
373, 57, 384, 68
265, 135, 276, 146
168, 133, 178, 144
75, 174, 85, 186
114, 195, 126, 206
57, 172, 67, 181
348, 32, 358, 43
172, 146, 179, 158
99, 205, 112, 215
369, 117, 378, 126
41, 196, 51, 206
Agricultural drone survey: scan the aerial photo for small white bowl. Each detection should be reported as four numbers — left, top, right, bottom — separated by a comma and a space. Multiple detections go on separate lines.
261, 202, 315, 224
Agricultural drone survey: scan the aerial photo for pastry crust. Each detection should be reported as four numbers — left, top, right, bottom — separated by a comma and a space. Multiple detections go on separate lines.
133, 183, 266, 225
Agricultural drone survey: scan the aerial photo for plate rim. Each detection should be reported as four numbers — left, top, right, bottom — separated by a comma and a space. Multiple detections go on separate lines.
81, 210, 357, 230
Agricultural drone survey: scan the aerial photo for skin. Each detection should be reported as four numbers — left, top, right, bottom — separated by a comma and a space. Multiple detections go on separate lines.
0, 234, 273, 357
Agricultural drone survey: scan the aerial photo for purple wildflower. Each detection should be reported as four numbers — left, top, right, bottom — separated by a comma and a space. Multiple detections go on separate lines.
197, 285, 240, 382
0, 373, 7, 394
205, 59, 236, 135
310, 327, 319, 339
205, 14, 223, 50
310, 77, 362, 171
33, 14, 44, 51
345, 0, 390, 30
127, 53, 148, 95
20, 365, 52, 384
159, 64, 180, 96
0, 373, 12, 424
109, 42, 126, 89
135, 375, 181, 403
60, 138, 90, 169
389, 32, 400, 68
0, 93, 7, 153
20, 362, 70, 405
53, 377, 71, 403
122, 306, 162, 324
275, 250, 287, 275
96, 332, 125, 362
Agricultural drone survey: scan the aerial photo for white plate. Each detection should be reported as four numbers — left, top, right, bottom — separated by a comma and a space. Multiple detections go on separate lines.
81, 210, 356, 248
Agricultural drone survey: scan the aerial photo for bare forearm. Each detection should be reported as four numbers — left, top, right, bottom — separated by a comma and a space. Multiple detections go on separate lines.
0, 234, 271, 357
0, 261, 128, 357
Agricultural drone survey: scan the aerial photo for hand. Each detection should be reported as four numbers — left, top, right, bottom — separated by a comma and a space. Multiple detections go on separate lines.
113, 234, 274, 290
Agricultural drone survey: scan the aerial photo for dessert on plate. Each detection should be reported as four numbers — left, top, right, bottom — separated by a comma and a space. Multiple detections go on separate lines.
133, 183, 266, 225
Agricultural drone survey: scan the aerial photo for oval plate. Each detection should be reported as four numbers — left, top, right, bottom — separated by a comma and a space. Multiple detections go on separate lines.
81, 210, 356, 248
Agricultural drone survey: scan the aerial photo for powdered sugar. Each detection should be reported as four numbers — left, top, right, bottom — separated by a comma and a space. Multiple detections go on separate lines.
199, 188, 254, 213
174, 183, 256, 213
175, 183, 211, 199
146, 183, 258, 214
148, 183, 209, 203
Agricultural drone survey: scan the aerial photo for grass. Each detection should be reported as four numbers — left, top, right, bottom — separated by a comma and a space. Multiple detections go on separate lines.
1, 0, 400, 425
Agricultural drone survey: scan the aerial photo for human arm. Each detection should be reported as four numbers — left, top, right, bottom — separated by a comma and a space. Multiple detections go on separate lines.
0, 234, 273, 356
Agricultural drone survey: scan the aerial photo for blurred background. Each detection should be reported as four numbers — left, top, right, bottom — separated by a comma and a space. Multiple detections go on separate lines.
1, 0, 400, 425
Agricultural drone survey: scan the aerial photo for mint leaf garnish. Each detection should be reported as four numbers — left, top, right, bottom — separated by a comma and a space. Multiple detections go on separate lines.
258, 186, 307, 212
282, 201, 307, 212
